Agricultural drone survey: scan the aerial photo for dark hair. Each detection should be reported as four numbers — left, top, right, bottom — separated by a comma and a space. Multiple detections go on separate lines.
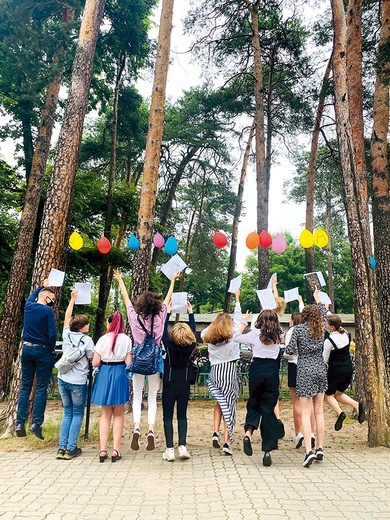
134, 291, 163, 318
327, 314, 345, 334
107, 311, 125, 353
254, 310, 282, 345
290, 312, 302, 326
69, 315, 89, 332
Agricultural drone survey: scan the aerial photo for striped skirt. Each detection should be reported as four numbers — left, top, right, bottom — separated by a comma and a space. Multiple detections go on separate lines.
207, 361, 239, 441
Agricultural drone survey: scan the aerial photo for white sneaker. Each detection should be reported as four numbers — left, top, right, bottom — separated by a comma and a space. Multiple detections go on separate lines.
162, 447, 175, 462
293, 432, 304, 449
222, 443, 233, 455
178, 445, 190, 459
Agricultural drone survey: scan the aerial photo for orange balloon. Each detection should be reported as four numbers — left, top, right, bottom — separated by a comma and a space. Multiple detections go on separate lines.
246, 231, 260, 250
97, 237, 111, 254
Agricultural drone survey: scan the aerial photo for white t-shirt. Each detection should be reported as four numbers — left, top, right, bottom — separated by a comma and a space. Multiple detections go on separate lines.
58, 326, 94, 385
233, 328, 280, 359
323, 331, 349, 364
94, 332, 132, 362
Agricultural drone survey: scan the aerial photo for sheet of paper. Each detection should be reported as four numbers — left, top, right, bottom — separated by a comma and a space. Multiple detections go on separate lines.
160, 254, 187, 280
250, 313, 259, 330
318, 291, 332, 305
171, 292, 187, 314
303, 271, 326, 290
75, 282, 92, 305
228, 274, 242, 293
267, 273, 277, 289
284, 287, 299, 304
256, 288, 277, 310
48, 268, 65, 287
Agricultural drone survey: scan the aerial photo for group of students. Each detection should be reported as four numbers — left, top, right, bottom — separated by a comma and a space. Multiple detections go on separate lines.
54, 272, 364, 467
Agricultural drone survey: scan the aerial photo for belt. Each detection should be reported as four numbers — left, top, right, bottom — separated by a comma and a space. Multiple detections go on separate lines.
101, 361, 125, 366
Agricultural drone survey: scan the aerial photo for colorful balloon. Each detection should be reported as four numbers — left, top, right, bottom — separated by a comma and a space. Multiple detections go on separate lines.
313, 228, 329, 248
299, 229, 314, 249
165, 236, 179, 255
285, 233, 294, 244
259, 230, 272, 248
97, 236, 111, 254
272, 233, 287, 254
153, 232, 165, 248
369, 255, 377, 269
69, 231, 83, 250
128, 234, 140, 251
213, 231, 228, 249
245, 231, 259, 250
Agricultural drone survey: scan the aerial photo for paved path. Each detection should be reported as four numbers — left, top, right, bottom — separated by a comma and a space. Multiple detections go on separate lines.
1, 440, 389, 520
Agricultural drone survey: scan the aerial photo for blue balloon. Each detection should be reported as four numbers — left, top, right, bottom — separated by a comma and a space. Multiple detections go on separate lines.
128, 234, 140, 251
369, 255, 376, 269
164, 236, 178, 255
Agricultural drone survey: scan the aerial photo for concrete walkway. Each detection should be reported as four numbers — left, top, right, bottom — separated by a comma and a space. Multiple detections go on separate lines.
1, 440, 389, 520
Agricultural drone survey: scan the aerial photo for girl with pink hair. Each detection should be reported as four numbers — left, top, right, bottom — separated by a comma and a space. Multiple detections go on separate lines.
92, 311, 132, 462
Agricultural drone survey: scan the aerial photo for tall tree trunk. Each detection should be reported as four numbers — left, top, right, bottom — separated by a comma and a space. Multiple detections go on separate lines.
331, 0, 390, 446
371, 0, 390, 382
224, 120, 255, 312
94, 53, 126, 342
246, 1, 268, 289
0, 49, 69, 399
21, 111, 34, 182
325, 195, 335, 312
305, 53, 333, 280
130, 0, 175, 300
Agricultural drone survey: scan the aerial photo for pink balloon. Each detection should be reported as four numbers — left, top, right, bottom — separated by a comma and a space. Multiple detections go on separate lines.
272, 233, 287, 254
153, 232, 165, 248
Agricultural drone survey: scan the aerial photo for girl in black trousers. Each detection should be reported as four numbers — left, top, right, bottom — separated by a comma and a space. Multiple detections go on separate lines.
161, 302, 197, 462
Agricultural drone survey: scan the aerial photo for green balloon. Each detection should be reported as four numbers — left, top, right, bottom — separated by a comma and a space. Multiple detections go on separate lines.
286, 234, 294, 244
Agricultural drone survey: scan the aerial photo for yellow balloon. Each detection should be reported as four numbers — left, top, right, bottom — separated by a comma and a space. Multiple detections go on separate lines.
69, 231, 83, 250
299, 229, 314, 249
313, 228, 329, 248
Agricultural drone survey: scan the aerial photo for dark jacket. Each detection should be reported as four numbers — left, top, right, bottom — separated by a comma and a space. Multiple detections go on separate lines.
162, 313, 197, 383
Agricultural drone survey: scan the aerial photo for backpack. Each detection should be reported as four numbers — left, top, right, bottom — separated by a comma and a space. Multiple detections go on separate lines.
55, 334, 87, 374
126, 315, 160, 376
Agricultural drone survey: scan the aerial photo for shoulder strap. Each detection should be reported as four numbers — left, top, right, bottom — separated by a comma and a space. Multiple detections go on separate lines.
67, 333, 87, 363
137, 315, 154, 335
327, 336, 338, 350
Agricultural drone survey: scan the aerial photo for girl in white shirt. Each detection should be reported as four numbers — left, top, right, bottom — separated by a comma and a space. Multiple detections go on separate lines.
234, 309, 283, 467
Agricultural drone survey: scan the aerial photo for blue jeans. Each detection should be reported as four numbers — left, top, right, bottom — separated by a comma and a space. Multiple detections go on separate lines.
16, 344, 55, 426
58, 379, 87, 451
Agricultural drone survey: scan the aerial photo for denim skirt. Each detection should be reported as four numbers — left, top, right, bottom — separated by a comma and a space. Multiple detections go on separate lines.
92, 363, 129, 406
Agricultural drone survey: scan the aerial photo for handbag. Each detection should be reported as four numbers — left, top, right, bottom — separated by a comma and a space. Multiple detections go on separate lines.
55, 334, 86, 374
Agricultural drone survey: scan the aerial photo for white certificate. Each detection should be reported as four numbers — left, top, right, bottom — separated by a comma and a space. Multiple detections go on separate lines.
228, 275, 242, 293
256, 288, 277, 310
75, 282, 92, 305
48, 268, 65, 287
171, 292, 187, 314
284, 287, 300, 303
319, 291, 332, 305
160, 254, 187, 280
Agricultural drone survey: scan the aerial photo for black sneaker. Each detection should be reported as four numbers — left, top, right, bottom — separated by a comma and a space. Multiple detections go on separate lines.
222, 443, 233, 455
243, 435, 253, 456
63, 447, 82, 460
315, 447, 324, 461
311, 435, 316, 449
263, 452, 272, 467
56, 448, 66, 460
334, 411, 346, 431
302, 451, 316, 468
277, 419, 285, 439
30, 423, 44, 440
212, 432, 220, 449
15, 423, 26, 437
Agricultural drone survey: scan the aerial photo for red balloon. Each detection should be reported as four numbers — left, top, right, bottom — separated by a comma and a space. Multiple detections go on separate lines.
97, 237, 111, 254
213, 231, 228, 248
259, 230, 272, 248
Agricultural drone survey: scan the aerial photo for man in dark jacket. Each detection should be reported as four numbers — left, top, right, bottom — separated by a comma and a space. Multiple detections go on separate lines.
15, 279, 57, 440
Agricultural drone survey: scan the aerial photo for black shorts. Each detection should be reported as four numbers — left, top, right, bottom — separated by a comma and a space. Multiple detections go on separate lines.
325, 368, 353, 395
287, 363, 297, 388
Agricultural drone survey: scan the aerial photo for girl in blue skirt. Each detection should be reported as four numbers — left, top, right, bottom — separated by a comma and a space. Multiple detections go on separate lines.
92, 311, 132, 462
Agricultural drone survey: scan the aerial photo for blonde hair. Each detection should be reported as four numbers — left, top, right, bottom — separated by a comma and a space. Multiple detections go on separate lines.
274, 297, 286, 317
202, 313, 233, 344
170, 323, 196, 347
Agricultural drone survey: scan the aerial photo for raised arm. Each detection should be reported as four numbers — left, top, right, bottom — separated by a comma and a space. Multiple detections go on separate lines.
163, 272, 180, 305
272, 276, 279, 299
113, 269, 131, 308
64, 289, 78, 328
187, 302, 196, 334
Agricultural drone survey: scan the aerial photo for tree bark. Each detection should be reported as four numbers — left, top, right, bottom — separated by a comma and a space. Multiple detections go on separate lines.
130, 0, 175, 300
325, 196, 335, 313
305, 53, 333, 279
331, 0, 390, 446
224, 120, 255, 312
371, 0, 390, 383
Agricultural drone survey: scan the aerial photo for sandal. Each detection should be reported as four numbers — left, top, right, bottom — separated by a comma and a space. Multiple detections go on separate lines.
99, 450, 108, 463
111, 449, 122, 462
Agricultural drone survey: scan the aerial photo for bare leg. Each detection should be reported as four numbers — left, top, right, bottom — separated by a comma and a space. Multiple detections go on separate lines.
312, 393, 325, 448
99, 406, 113, 451
289, 388, 302, 435
213, 404, 222, 433
223, 419, 229, 444
274, 400, 280, 419
300, 397, 314, 453
335, 391, 359, 412
112, 404, 125, 453
325, 394, 343, 416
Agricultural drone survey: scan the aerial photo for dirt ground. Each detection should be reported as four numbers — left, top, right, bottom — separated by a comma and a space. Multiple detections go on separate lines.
0, 394, 368, 454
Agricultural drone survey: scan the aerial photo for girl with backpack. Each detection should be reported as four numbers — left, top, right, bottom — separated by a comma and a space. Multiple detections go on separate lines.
161, 302, 198, 462
113, 269, 179, 451
91, 311, 132, 462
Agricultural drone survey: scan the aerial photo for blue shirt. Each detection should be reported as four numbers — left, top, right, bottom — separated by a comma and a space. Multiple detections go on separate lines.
23, 286, 57, 351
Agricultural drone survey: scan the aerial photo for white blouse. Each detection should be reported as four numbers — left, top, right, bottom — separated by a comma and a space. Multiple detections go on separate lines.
233, 328, 280, 359
94, 332, 132, 362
